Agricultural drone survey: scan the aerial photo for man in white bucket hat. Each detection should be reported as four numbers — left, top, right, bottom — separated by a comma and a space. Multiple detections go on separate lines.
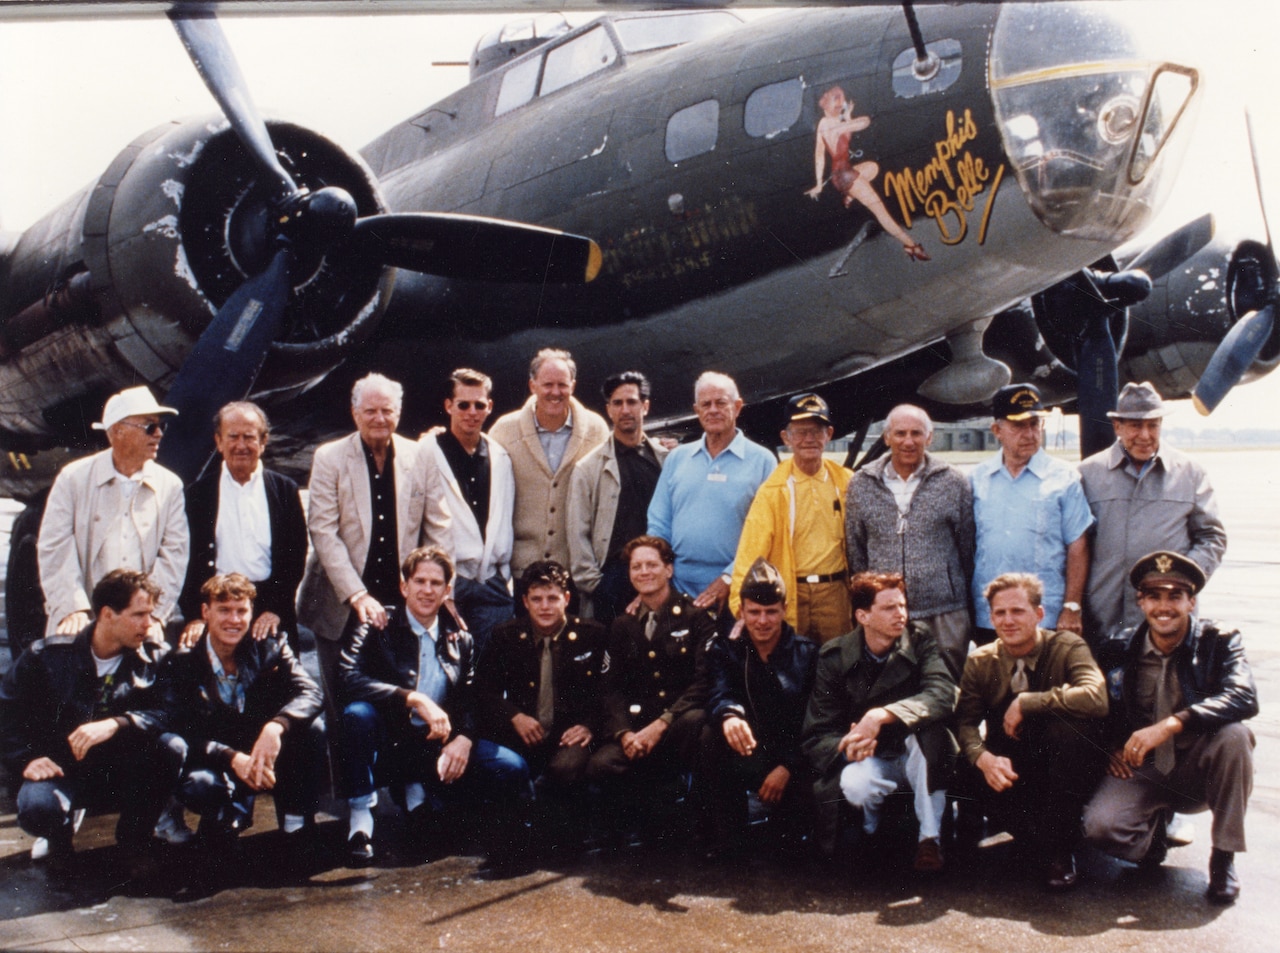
37, 385, 188, 642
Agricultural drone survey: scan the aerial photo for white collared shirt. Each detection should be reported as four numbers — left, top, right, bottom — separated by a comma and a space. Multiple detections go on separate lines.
883, 460, 923, 516
215, 462, 272, 582
99, 469, 146, 581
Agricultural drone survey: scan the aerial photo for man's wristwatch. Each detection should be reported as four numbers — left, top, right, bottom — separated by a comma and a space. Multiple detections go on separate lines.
1062, 601, 1081, 613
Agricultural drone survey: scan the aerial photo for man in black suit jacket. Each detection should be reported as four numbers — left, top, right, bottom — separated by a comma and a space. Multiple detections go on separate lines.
178, 402, 307, 652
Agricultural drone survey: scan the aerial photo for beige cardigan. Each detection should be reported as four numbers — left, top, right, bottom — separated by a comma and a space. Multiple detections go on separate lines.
488, 396, 608, 576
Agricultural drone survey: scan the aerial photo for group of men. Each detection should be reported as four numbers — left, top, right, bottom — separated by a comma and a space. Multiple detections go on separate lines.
0, 350, 1257, 905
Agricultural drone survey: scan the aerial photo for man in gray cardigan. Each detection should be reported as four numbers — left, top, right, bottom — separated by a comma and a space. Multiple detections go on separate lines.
845, 405, 975, 678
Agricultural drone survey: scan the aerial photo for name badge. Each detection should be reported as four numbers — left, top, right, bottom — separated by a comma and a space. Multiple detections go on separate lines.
707, 472, 728, 483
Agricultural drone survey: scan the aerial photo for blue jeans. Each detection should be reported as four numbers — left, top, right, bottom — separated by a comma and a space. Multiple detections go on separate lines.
173, 719, 326, 830
341, 701, 529, 811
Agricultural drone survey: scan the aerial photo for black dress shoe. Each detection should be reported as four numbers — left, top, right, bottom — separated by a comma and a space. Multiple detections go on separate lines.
347, 831, 374, 867
1138, 814, 1169, 870
1207, 849, 1240, 904
1044, 852, 1078, 891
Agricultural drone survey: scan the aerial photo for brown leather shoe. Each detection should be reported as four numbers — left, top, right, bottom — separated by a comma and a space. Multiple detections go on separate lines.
913, 837, 944, 873
1044, 852, 1078, 891
1207, 849, 1240, 904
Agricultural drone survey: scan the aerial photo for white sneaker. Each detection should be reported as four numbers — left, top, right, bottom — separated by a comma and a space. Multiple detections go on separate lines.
30, 810, 83, 861
154, 804, 195, 845
1166, 812, 1196, 847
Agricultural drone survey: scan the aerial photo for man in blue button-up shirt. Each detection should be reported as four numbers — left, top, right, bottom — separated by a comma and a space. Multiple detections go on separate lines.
647, 372, 775, 613
970, 384, 1093, 643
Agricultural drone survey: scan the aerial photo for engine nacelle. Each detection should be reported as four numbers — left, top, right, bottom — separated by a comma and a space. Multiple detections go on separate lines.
0, 116, 390, 450
1122, 236, 1280, 399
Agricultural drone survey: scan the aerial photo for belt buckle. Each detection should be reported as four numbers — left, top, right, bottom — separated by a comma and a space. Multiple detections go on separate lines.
804, 574, 821, 584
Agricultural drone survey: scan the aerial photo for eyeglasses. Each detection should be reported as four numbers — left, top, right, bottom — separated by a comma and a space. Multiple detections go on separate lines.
120, 420, 167, 437
453, 400, 490, 411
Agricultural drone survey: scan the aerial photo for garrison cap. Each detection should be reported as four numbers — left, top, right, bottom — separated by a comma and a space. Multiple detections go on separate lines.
740, 557, 787, 606
784, 392, 832, 428
991, 383, 1046, 421
1129, 551, 1206, 595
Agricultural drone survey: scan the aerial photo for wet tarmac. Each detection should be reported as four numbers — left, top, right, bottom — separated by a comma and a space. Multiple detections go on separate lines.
1, 449, 1277, 953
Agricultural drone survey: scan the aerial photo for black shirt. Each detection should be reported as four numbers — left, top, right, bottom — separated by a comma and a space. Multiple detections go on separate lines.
437, 429, 491, 539
361, 439, 400, 606
606, 436, 663, 563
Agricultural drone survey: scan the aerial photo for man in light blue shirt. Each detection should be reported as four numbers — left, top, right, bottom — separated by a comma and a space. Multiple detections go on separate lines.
970, 384, 1093, 641
647, 372, 775, 611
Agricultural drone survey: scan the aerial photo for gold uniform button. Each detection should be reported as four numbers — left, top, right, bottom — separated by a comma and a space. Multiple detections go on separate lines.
648, 651, 656, 659
568, 631, 577, 641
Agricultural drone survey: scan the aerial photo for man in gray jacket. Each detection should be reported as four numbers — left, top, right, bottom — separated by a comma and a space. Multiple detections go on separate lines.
1078, 381, 1226, 645
845, 405, 975, 678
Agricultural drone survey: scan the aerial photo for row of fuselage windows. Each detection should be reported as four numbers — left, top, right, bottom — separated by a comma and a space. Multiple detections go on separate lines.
494, 25, 805, 166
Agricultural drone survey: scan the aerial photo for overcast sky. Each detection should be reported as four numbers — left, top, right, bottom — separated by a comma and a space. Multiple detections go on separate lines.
1, 4, 1278, 431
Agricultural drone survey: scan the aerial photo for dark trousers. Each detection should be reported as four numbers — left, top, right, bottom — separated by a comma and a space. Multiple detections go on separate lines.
452, 574, 514, 663
340, 701, 530, 811
172, 719, 326, 831
697, 721, 812, 848
586, 559, 634, 628
587, 709, 705, 830
17, 733, 183, 849
957, 711, 1105, 855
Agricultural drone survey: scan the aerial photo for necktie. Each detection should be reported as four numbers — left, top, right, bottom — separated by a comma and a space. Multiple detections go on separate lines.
537, 637, 555, 731
1153, 655, 1176, 775
643, 610, 657, 642
1010, 658, 1029, 694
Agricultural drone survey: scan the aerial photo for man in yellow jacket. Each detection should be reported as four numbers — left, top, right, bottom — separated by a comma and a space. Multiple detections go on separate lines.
729, 394, 852, 643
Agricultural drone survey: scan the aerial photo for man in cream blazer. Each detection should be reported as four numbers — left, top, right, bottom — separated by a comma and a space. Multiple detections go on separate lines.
298, 374, 452, 734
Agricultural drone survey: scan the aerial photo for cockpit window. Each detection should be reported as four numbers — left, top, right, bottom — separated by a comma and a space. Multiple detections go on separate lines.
744, 78, 803, 139
666, 99, 720, 163
613, 12, 742, 54
540, 26, 620, 97
495, 56, 542, 117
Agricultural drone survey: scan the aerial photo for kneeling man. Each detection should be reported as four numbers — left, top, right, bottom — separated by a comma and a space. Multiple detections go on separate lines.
701, 558, 818, 856
1083, 552, 1257, 904
156, 574, 324, 846
0, 570, 178, 877
802, 572, 957, 871
339, 546, 528, 865
956, 573, 1108, 890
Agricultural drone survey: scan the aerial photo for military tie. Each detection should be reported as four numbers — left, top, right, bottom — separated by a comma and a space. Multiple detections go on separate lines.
1153, 655, 1177, 775
537, 636, 555, 731
643, 610, 657, 642
1010, 657, 1029, 694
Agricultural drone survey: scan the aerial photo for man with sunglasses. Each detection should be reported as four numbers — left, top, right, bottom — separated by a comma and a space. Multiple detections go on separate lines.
418, 368, 516, 656
37, 385, 189, 642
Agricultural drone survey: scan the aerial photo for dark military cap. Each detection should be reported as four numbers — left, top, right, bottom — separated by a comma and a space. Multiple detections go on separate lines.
784, 392, 832, 428
992, 383, 1046, 421
1129, 551, 1206, 594
740, 557, 787, 606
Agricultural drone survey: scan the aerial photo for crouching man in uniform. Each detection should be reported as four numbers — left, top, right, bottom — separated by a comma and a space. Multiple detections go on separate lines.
338, 546, 529, 867
700, 558, 818, 859
475, 561, 608, 855
155, 574, 324, 851
1083, 551, 1258, 904
0, 570, 178, 881
955, 572, 1108, 890
586, 535, 715, 846
802, 572, 956, 872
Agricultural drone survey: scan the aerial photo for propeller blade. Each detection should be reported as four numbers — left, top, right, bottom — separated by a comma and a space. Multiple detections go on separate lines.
157, 248, 293, 482
1126, 214, 1214, 282
352, 213, 602, 284
168, 10, 297, 201
1246, 109, 1273, 251
1076, 311, 1121, 458
1192, 304, 1276, 415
